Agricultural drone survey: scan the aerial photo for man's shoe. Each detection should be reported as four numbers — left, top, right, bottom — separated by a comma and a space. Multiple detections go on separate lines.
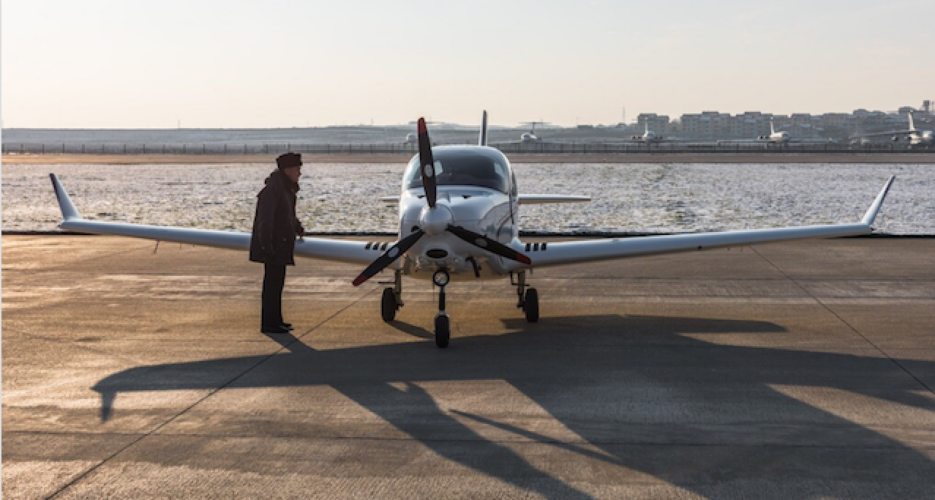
281, 322, 293, 330
261, 325, 290, 334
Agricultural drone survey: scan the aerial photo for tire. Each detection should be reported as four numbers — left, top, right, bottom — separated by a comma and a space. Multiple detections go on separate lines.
435, 314, 450, 348
381, 288, 397, 322
524, 288, 539, 323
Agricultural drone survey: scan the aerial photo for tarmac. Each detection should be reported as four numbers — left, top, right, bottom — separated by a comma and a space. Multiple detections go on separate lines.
3, 235, 935, 499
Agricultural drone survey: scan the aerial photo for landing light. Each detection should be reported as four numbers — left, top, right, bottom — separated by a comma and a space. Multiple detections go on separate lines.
433, 270, 450, 287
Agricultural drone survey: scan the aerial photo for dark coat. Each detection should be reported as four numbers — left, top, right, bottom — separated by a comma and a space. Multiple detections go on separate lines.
250, 170, 305, 266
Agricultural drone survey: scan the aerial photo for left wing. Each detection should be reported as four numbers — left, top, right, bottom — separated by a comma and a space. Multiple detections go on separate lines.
518, 176, 895, 269
50, 174, 384, 265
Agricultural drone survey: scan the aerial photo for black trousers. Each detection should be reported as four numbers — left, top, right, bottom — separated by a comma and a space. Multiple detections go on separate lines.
261, 263, 287, 327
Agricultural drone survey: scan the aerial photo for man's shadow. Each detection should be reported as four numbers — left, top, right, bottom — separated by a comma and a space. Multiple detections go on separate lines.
92, 314, 935, 499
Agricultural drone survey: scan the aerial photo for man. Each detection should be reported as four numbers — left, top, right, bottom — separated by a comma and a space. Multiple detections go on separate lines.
250, 152, 306, 334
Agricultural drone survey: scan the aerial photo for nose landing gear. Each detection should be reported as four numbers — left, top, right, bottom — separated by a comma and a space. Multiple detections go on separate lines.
433, 270, 450, 348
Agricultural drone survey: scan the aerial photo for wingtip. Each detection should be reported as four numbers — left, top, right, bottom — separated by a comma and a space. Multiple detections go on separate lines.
50, 173, 82, 221
861, 175, 896, 227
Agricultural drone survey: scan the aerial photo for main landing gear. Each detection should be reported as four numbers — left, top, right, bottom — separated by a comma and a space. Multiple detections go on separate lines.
514, 271, 539, 323
380, 271, 403, 322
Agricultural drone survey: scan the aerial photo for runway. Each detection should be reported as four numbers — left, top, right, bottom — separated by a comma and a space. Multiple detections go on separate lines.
3, 235, 935, 499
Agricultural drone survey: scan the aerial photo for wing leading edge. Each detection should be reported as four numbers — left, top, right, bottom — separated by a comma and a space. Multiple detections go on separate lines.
520, 176, 895, 269
50, 174, 382, 266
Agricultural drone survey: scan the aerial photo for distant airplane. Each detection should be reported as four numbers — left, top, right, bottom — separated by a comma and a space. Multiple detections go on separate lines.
627, 122, 665, 144
719, 118, 829, 146
849, 111, 934, 148
492, 121, 551, 145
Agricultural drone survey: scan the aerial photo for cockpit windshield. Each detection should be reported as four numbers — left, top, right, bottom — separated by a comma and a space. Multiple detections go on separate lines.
404, 147, 510, 193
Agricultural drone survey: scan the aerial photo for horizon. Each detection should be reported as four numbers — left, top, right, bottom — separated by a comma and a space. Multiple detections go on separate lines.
3, 0, 934, 128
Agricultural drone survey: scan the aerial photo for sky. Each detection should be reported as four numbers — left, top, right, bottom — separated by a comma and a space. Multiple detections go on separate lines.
2, 0, 934, 128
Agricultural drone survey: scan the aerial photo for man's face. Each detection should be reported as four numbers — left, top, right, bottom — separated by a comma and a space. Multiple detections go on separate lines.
283, 166, 302, 184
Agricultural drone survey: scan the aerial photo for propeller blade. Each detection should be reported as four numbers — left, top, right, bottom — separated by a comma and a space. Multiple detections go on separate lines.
446, 225, 531, 265
417, 118, 437, 208
352, 230, 424, 286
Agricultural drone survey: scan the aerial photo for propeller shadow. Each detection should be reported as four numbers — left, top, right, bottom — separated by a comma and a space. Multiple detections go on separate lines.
92, 314, 935, 498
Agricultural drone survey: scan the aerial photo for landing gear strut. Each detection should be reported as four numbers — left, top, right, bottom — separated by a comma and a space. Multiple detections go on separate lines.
513, 271, 539, 323
380, 271, 403, 322
433, 270, 450, 348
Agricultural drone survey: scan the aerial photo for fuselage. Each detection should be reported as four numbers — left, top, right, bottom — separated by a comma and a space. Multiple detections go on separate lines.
393, 146, 522, 281
771, 131, 791, 143
520, 132, 539, 143
909, 130, 934, 146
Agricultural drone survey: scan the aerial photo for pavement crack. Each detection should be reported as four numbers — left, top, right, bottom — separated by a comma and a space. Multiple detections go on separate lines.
750, 247, 935, 398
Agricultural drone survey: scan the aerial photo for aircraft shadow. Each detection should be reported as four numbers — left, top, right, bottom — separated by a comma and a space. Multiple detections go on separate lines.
92, 315, 935, 499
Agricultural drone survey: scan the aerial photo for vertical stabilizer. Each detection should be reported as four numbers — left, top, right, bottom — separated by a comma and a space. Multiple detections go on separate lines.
770, 117, 776, 135
908, 111, 916, 132
479, 110, 488, 146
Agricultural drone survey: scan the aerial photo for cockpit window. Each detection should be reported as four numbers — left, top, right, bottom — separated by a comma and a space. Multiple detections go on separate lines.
404, 149, 509, 193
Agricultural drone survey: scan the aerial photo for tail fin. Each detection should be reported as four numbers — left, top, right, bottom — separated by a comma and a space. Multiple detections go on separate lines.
50, 174, 82, 221
908, 111, 916, 132
770, 117, 775, 135
479, 110, 488, 146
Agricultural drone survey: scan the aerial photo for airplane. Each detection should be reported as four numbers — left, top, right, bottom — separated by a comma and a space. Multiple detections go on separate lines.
491, 121, 551, 145
718, 118, 830, 147
626, 121, 665, 144
849, 111, 934, 148
49, 111, 896, 349
613, 122, 693, 146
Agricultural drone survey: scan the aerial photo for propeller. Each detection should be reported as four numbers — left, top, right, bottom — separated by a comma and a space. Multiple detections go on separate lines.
417, 118, 437, 208
446, 224, 531, 265
351, 117, 531, 286
352, 229, 424, 286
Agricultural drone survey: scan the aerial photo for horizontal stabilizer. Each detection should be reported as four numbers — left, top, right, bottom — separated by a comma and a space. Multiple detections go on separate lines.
518, 194, 591, 205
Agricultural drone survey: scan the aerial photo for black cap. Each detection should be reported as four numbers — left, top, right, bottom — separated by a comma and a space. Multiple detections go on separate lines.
276, 152, 302, 169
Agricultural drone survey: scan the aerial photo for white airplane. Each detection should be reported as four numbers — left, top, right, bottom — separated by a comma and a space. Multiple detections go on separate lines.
617, 122, 691, 145
629, 122, 664, 143
50, 111, 895, 348
492, 121, 550, 145
718, 118, 829, 146
850, 112, 934, 148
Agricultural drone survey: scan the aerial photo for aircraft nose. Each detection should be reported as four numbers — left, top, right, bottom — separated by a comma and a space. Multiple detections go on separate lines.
419, 205, 453, 236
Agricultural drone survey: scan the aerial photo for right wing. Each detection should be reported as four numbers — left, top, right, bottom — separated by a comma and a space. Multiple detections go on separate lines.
50, 174, 385, 266
518, 176, 895, 269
